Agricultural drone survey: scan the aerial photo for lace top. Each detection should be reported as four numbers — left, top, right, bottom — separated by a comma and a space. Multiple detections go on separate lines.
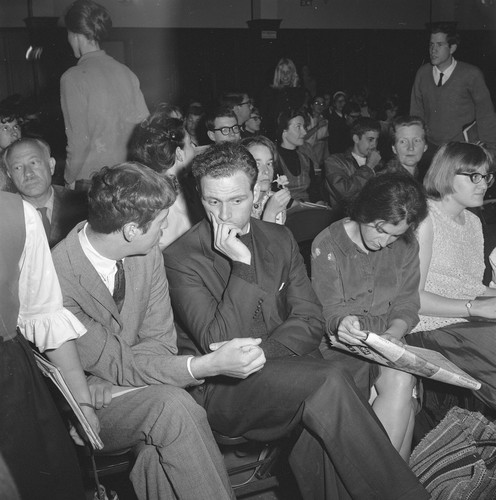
412, 200, 486, 332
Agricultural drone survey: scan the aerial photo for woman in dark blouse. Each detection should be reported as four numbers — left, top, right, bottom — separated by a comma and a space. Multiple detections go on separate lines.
311, 173, 427, 460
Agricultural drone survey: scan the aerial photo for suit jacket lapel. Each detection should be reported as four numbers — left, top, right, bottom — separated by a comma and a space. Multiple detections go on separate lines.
251, 220, 275, 296
65, 224, 123, 326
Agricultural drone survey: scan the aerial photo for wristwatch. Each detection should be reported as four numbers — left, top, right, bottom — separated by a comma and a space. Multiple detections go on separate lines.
465, 300, 473, 317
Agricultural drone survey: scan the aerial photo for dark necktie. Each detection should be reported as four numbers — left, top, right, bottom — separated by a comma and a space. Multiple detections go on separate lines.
37, 207, 51, 238
437, 73, 444, 87
112, 260, 126, 312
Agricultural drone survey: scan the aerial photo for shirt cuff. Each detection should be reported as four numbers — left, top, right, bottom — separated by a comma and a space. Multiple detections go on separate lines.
489, 281, 496, 289
186, 356, 204, 384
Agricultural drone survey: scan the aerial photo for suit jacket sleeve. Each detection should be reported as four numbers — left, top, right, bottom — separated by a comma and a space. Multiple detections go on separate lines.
165, 225, 323, 356
471, 68, 496, 151
54, 244, 197, 388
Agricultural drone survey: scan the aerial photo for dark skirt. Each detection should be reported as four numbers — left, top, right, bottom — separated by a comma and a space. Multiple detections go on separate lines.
406, 321, 496, 411
0, 333, 85, 500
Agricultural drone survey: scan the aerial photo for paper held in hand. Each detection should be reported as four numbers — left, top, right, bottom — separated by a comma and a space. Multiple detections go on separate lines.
31, 349, 104, 450
328, 332, 481, 390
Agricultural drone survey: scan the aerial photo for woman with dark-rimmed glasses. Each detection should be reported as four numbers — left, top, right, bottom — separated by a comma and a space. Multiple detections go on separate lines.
406, 141, 496, 410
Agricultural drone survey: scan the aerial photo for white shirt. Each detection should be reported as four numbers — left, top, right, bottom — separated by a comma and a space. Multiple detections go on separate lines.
351, 152, 367, 167
78, 222, 121, 294
17, 201, 86, 352
433, 58, 457, 86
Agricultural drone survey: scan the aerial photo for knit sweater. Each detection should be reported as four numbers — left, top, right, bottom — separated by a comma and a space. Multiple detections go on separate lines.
61, 50, 149, 183
410, 61, 496, 150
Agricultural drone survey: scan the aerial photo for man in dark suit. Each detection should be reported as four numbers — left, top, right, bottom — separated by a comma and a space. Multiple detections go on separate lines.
164, 142, 428, 500
2, 137, 87, 247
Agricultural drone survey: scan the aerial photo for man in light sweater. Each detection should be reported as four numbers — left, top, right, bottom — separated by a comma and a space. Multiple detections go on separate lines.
410, 23, 496, 155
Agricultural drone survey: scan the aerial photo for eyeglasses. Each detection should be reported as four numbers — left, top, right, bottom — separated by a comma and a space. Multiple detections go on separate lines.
456, 172, 495, 187
213, 124, 241, 136
239, 100, 252, 107
313, 101, 325, 106
250, 116, 262, 122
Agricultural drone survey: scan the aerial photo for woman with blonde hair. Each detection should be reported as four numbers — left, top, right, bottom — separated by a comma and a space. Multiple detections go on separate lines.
260, 57, 306, 140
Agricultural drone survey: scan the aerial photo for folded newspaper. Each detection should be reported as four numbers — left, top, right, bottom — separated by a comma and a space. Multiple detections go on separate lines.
31, 349, 104, 450
328, 332, 481, 390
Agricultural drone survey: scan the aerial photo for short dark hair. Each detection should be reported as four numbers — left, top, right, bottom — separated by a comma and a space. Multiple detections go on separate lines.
349, 173, 428, 239
65, 0, 112, 43
219, 92, 248, 109
343, 101, 361, 118
192, 142, 258, 192
351, 117, 381, 139
390, 115, 426, 143
205, 105, 237, 131
430, 22, 460, 47
129, 116, 186, 175
424, 142, 493, 200
276, 108, 304, 143
88, 162, 176, 234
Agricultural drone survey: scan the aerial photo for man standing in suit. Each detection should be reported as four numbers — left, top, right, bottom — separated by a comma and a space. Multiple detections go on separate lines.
51, 162, 266, 500
164, 142, 428, 500
2, 138, 87, 247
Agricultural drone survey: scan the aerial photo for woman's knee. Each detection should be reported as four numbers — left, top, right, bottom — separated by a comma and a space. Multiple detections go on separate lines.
376, 369, 416, 397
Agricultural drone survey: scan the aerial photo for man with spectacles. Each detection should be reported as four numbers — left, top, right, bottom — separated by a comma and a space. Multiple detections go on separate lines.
219, 92, 253, 130
206, 105, 241, 144
411, 22, 496, 155
243, 107, 262, 136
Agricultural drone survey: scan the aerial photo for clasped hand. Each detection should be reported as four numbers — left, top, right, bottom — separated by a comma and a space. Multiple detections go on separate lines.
209, 338, 266, 378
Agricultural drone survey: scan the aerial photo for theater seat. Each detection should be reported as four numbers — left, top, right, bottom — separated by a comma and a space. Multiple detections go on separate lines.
286, 206, 343, 275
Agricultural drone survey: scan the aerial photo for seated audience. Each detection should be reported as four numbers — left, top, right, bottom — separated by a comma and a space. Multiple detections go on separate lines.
379, 116, 428, 180
276, 108, 323, 204
406, 142, 496, 410
377, 95, 399, 162
3, 138, 87, 247
312, 173, 428, 460
219, 91, 253, 131
51, 162, 268, 500
163, 141, 429, 500
184, 101, 204, 147
129, 114, 203, 248
147, 101, 183, 122
327, 91, 349, 154
0, 189, 99, 500
304, 95, 329, 169
0, 102, 22, 192
243, 106, 262, 137
206, 105, 241, 144
241, 135, 291, 224
324, 117, 382, 209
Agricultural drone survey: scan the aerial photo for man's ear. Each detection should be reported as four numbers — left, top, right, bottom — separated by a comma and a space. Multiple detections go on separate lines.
49, 157, 56, 176
175, 146, 184, 164
392, 144, 398, 156
207, 130, 215, 143
352, 134, 359, 145
449, 43, 457, 56
122, 222, 138, 242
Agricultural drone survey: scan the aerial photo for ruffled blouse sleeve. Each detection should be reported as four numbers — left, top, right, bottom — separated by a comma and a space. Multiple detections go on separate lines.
17, 201, 86, 352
